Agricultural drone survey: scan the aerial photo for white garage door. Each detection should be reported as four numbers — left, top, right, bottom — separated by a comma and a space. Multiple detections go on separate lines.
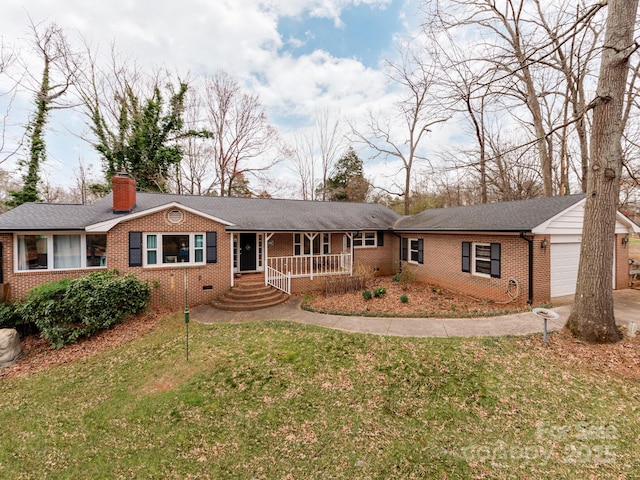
550, 242, 580, 297
550, 241, 616, 297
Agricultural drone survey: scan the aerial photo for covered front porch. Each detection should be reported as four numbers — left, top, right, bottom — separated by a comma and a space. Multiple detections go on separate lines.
231, 231, 355, 294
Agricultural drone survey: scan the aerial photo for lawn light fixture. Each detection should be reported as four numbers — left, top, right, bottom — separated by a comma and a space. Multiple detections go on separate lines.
540, 239, 548, 250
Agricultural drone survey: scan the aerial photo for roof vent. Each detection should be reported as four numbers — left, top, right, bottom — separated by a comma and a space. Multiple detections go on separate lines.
167, 209, 184, 224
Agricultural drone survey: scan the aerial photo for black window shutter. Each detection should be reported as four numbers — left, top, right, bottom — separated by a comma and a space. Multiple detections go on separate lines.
462, 241, 470, 272
206, 231, 217, 264
401, 238, 408, 262
490, 243, 501, 278
345, 235, 351, 248
129, 232, 142, 267
418, 238, 424, 264
377, 231, 384, 247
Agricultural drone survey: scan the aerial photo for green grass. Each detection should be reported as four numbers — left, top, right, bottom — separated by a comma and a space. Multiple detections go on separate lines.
1, 316, 637, 479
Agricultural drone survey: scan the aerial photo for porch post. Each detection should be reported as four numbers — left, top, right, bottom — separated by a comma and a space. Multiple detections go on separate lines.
265, 233, 274, 286
230, 233, 235, 288
349, 232, 354, 276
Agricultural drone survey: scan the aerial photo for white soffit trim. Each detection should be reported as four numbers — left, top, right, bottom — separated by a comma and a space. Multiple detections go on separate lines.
85, 202, 235, 232
531, 198, 586, 234
616, 210, 640, 233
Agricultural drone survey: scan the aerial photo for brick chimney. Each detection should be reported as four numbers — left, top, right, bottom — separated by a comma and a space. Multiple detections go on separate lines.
112, 173, 137, 214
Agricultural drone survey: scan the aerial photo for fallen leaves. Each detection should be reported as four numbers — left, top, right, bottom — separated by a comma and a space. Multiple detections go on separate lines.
519, 327, 640, 379
0, 312, 162, 380
306, 276, 522, 317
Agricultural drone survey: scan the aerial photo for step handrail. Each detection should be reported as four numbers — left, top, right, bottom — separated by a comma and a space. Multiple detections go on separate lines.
266, 265, 291, 295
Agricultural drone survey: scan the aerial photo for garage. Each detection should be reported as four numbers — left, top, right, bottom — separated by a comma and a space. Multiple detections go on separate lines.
550, 241, 581, 297
550, 237, 617, 297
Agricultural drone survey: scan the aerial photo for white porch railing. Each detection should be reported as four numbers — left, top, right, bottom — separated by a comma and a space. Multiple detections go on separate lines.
267, 253, 352, 280
266, 265, 291, 295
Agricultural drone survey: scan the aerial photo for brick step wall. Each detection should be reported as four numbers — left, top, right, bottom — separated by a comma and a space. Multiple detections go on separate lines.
212, 282, 289, 311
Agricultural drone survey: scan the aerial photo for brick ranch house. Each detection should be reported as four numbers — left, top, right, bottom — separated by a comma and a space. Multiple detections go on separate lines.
0, 173, 637, 310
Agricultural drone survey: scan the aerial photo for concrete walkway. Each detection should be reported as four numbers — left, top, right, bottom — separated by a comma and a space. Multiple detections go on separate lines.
192, 289, 640, 338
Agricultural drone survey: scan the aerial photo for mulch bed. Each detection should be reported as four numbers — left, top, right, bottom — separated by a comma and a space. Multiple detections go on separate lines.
0, 312, 162, 380
305, 276, 524, 317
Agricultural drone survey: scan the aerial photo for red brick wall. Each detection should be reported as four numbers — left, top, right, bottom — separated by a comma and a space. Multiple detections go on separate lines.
616, 234, 631, 289
107, 209, 231, 310
352, 231, 397, 276
397, 232, 547, 305
1, 209, 232, 311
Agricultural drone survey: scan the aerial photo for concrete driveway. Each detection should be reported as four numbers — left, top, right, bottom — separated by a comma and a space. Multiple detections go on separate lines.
192, 288, 640, 338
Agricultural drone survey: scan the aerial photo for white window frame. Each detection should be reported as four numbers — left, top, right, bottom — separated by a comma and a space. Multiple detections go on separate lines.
408, 238, 421, 265
293, 233, 331, 256
353, 231, 377, 248
143, 233, 206, 267
472, 242, 492, 278
14, 232, 107, 272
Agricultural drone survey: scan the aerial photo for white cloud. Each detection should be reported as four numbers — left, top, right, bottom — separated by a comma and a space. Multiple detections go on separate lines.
0, 0, 421, 195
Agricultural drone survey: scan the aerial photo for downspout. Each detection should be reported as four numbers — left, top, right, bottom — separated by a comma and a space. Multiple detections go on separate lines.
520, 232, 534, 305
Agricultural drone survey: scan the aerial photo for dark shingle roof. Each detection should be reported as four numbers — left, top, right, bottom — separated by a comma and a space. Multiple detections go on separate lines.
0, 192, 587, 233
0, 202, 106, 230
394, 194, 586, 232
0, 193, 401, 232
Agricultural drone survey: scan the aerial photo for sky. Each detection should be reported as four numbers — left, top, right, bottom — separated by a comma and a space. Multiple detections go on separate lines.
0, 0, 439, 198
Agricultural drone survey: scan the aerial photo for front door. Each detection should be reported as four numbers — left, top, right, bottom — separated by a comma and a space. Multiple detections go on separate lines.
239, 233, 257, 271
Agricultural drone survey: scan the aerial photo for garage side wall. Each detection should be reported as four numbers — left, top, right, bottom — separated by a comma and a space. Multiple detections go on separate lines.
398, 233, 548, 305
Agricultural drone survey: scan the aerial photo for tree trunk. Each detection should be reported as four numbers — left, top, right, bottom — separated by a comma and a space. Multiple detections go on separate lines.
566, 0, 639, 343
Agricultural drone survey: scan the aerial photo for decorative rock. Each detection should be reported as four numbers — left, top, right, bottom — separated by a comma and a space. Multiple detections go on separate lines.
0, 329, 25, 369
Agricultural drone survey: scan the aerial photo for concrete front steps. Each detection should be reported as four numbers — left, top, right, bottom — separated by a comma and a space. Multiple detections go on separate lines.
212, 281, 289, 311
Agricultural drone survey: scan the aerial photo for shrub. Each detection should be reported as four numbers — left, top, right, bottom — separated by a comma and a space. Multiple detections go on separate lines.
373, 287, 386, 298
362, 290, 373, 300
394, 263, 416, 288
400, 294, 409, 304
19, 270, 151, 349
0, 302, 22, 329
431, 285, 444, 295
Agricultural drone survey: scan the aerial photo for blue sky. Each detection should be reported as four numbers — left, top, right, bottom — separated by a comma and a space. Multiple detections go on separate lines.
0, 0, 425, 196
278, 1, 405, 68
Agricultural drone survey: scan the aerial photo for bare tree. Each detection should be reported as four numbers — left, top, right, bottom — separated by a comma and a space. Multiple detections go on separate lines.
566, 0, 640, 343
7, 21, 77, 206
429, 0, 607, 197
532, 0, 603, 193
174, 88, 216, 195
203, 71, 279, 196
289, 131, 317, 200
289, 108, 344, 200
351, 46, 448, 214
0, 38, 21, 165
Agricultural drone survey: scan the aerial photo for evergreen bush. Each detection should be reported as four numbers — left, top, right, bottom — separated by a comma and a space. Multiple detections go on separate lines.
19, 270, 151, 349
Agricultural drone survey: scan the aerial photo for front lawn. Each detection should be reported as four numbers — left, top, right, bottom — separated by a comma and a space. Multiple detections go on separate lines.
1, 315, 638, 479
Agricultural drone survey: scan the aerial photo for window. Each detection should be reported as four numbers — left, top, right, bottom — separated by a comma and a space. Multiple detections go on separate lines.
16, 234, 107, 271
294, 233, 330, 256
353, 231, 376, 248
143, 233, 206, 266
462, 242, 501, 278
473, 244, 491, 276
408, 238, 424, 265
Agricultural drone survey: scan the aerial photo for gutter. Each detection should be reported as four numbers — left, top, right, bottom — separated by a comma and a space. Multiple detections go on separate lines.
519, 232, 534, 304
